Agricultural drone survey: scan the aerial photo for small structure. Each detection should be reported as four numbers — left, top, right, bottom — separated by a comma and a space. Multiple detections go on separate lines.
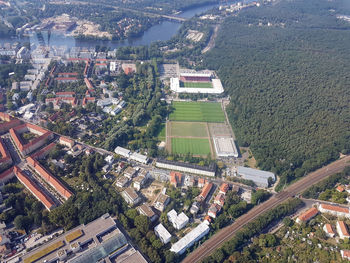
154, 193, 170, 212
337, 185, 345, 192
341, 250, 350, 261
296, 207, 319, 224
115, 176, 129, 188
167, 209, 189, 230
208, 203, 222, 218
170, 171, 182, 187
337, 221, 350, 239
114, 146, 131, 158
154, 224, 172, 244
219, 183, 229, 195
323, 224, 336, 238
121, 188, 141, 206
124, 167, 137, 179
190, 202, 200, 215
133, 175, 147, 191
137, 204, 157, 222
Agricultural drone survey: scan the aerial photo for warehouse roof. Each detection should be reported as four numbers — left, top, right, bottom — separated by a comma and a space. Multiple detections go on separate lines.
157, 159, 216, 173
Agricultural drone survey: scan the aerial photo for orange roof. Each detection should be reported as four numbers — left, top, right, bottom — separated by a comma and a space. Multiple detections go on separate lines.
170, 171, 182, 186
338, 221, 350, 237
31, 142, 56, 160
57, 72, 79, 76
56, 91, 75, 96
14, 166, 55, 210
199, 182, 213, 200
96, 58, 108, 62
321, 204, 349, 214
124, 67, 134, 75
55, 77, 78, 81
84, 78, 94, 90
343, 250, 350, 258
337, 185, 345, 192
324, 224, 335, 234
298, 207, 319, 222
220, 183, 229, 193
0, 137, 11, 163
0, 167, 14, 181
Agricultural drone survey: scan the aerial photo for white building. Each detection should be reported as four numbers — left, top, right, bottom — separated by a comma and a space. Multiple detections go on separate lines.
156, 159, 216, 177
121, 188, 141, 206
114, 146, 131, 158
154, 193, 170, 212
130, 152, 149, 164
323, 224, 335, 238
133, 176, 147, 191
337, 221, 350, 239
115, 176, 129, 188
167, 209, 189, 230
236, 166, 275, 188
154, 223, 171, 244
318, 204, 350, 218
213, 137, 238, 157
105, 155, 114, 165
170, 221, 210, 254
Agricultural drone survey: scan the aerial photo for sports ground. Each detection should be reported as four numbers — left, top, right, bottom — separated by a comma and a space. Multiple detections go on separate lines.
171, 138, 211, 156
169, 101, 225, 122
180, 81, 213, 89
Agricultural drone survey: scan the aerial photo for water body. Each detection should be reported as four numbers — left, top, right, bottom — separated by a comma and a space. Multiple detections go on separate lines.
0, 1, 233, 49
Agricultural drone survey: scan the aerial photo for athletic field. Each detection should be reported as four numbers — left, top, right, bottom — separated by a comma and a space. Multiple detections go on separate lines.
170, 122, 208, 137
171, 138, 211, 156
180, 81, 213, 89
169, 101, 225, 122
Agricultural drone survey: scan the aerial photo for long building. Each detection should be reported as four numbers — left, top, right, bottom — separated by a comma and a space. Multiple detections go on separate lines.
0, 113, 22, 134
236, 166, 275, 188
156, 159, 216, 177
0, 137, 12, 168
170, 221, 210, 254
10, 123, 54, 155
318, 203, 350, 218
296, 207, 319, 224
27, 156, 73, 201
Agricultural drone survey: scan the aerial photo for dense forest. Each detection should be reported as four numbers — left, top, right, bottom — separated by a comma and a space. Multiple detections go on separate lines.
204, 0, 350, 189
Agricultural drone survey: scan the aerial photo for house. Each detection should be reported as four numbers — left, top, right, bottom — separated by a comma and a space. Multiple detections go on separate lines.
167, 209, 189, 230
124, 166, 137, 179
296, 207, 319, 224
133, 175, 147, 191
154, 224, 171, 244
208, 203, 222, 218
219, 183, 229, 195
196, 182, 213, 203
318, 204, 350, 218
121, 188, 141, 206
190, 202, 200, 215
323, 224, 335, 238
341, 250, 350, 260
154, 193, 170, 212
337, 185, 345, 192
198, 178, 206, 188
115, 176, 129, 188
59, 136, 75, 148
137, 204, 158, 222
170, 171, 182, 187
105, 155, 114, 165
214, 193, 225, 206
337, 221, 350, 239
184, 175, 195, 187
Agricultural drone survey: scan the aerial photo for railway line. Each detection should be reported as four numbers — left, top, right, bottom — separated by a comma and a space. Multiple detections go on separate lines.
183, 155, 350, 263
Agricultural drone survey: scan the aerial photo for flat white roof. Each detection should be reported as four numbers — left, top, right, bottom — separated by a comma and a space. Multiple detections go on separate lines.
180, 72, 212, 78
154, 223, 172, 243
130, 152, 148, 162
115, 146, 131, 156
170, 77, 224, 94
213, 137, 238, 157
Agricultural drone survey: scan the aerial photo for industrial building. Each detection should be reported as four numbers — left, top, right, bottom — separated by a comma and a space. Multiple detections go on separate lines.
170, 221, 210, 254
130, 152, 149, 164
236, 166, 275, 188
156, 159, 216, 177
154, 223, 172, 244
213, 137, 238, 157
114, 146, 131, 158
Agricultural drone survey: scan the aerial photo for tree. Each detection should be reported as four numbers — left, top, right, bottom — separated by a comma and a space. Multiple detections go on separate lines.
134, 215, 150, 234
14, 215, 32, 232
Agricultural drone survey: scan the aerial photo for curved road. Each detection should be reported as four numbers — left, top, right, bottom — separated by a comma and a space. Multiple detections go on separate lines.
183, 155, 350, 263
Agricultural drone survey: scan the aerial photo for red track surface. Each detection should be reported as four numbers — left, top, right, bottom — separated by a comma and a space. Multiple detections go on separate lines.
183, 155, 350, 263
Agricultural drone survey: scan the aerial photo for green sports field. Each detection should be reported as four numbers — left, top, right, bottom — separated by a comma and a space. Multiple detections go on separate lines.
169, 101, 225, 122
180, 81, 213, 89
170, 122, 208, 137
157, 123, 166, 141
171, 138, 211, 156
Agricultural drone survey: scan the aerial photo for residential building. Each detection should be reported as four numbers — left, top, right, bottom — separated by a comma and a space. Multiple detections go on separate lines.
137, 204, 157, 222
236, 166, 275, 188
198, 178, 206, 188
197, 182, 213, 203
154, 224, 171, 244
170, 221, 210, 254
133, 176, 147, 191
124, 167, 137, 179
114, 146, 131, 158
190, 202, 200, 215
337, 221, 350, 239
208, 203, 222, 218
115, 176, 129, 188
154, 193, 170, 212
59, 136, 75, 148
0, 138, 12, 168
214, 193, 225, 206
318, 204, 350, 218
184, 175, 195, 187
323, 224, 336, 238
0, 113, 22, 134
156, 159, 216, 177
337, 185, 345, 192
296, 207, 319, 224
121, 188, 141, 206
167, 209, 189, 230
170, 171, 182, 187
341, 250, 350, 261
130, 152, 149, 164
219, 183, 229, 195
0, 167, 15, 185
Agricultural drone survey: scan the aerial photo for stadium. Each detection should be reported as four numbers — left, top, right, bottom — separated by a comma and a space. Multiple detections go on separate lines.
170, 72, 224, 94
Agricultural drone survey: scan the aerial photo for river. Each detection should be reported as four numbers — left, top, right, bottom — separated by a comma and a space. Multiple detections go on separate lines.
0, 1, 231, 49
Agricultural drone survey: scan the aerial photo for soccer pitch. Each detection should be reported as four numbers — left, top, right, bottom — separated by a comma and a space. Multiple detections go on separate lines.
171, 138, 211, 156
180, 81, 213, 89
169, 101, 225, 122
170, 122, 208, 137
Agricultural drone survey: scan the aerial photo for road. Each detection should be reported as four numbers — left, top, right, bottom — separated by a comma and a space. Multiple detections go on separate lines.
183, 155, 350, 263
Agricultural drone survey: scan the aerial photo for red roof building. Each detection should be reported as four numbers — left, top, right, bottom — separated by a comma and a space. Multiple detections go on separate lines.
341, 250, 350, 260
55, 91, 75, 97
14, 166, 55, 211
197, 182, 213, 202
59, 136, 75, 148
219, 183, 229, 195
84, 78, 94, 90
30, 142, 56, 160
0, 113, 22, 134
319, 203, 350, 218
323, 223, 335, 238
0, 167, 15, 184
337, 185, 345, 192
296, 207, 319, 224
169, 171, 182, 187
337, 221, 350, 239
82, 97, 96, 107
0, 137, 12, 167
214, 193, 225, 206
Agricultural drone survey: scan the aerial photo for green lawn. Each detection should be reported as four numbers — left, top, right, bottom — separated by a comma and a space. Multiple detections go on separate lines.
169, 101, 225, 122
180, 81, 213, 89
170, 122, 208, 137
157, 123, 166, 141
171, 138, 211, 155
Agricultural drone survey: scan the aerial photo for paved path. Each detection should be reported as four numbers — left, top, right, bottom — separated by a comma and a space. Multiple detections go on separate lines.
183, 155, 350, 263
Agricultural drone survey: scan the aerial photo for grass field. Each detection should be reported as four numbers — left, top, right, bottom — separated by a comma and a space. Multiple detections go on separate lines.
170, 122, 208, 137
169, 101, 225, 122
157, 123, 166, 141
171, 138, 211, 155
180, 81, 213, 89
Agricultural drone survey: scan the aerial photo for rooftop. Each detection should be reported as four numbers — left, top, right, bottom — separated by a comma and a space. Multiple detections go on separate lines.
321, 204, 349, 214
297, 207, 319, 222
